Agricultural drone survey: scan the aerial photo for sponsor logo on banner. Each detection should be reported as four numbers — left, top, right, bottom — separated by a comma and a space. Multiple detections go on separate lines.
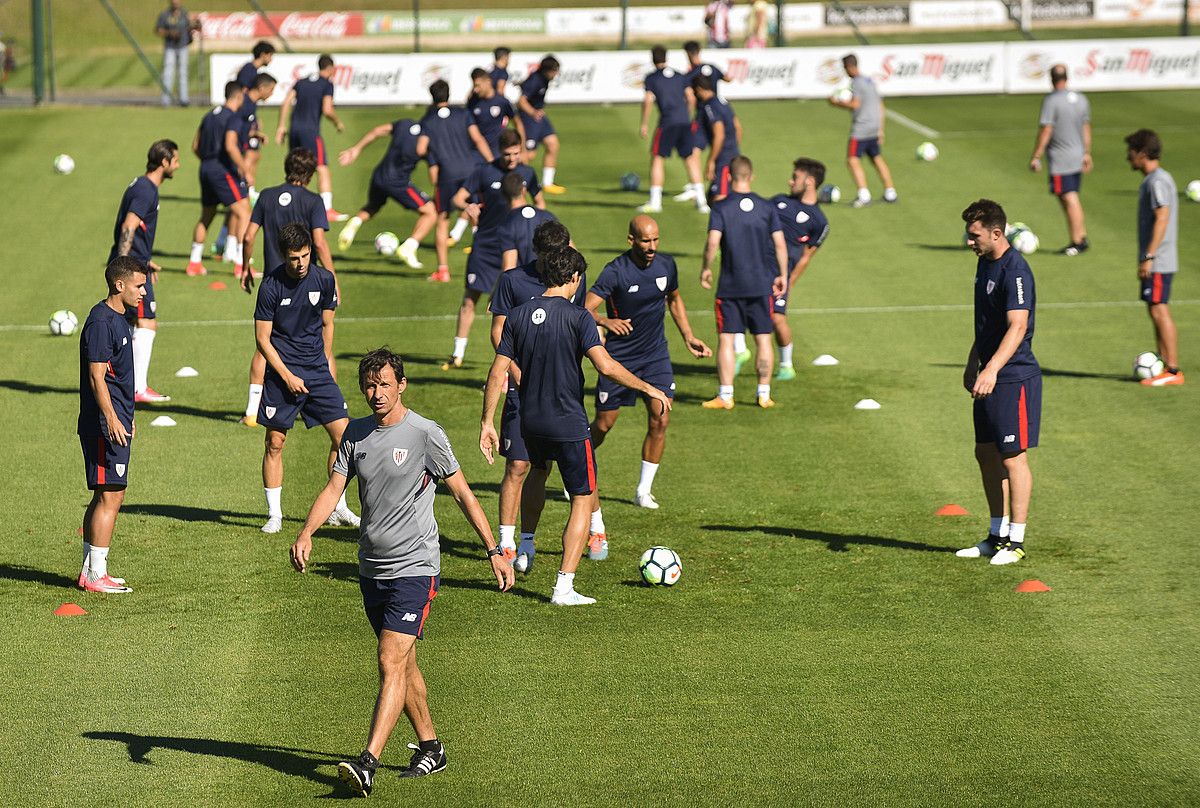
910, 0, 1009, 28
1030, 0, 1095, 21
199, 12, 364, 41
1095, 0, 1199, 22
365, 11, 546, 36
1007, 38, 1200, 93
875, 51, 999, 84
826, 3, 911, 27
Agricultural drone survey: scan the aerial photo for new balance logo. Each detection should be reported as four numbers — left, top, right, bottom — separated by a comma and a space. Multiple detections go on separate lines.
1003, 435, 1016, 443
281, 298, 292, 306
401, 612, 418, 622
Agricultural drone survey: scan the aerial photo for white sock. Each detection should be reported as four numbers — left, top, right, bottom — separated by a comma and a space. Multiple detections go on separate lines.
718, 384, 734, 402
249, 185, 257, 197
1008, 523, 1026, 543
553, 570, 574, 593
649, 185, 663, 207
884, 186, 897, 200
999, 516, 1011, 537
321, 191, 333, 210
499, 524, 517, 549
590, 508, 605, 535
452, 336, 468, 359
542, 166, 556, 186
694, 185, 708, 208
857, 187, 871, 202
757, 383, 771, 400
637, 461, 659, 496
780, 343, 794, 367
132, 327, 155, 394
82, 541, 92, 576
216, 225, 229, 252
450, 216, 469, 241
189, 241, 205, 263
265, 486, 283, 518
245, 383, 263, 418
400, 236, 417, 253
989, 516, 1011, 537
336, 491, 351, 513
733, 332, 747, 354
87, 545, 109, 581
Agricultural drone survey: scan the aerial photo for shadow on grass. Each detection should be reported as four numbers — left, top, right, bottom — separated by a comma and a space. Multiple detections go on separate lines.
82, 731, 404, 796
0, 378, 76, 395
123, 504, 264, 527
307, 560, 549, 602
703, 524, 954, 554
0, 563, 77, 589
928, 362, 1131, 383
910, 243, 968, 252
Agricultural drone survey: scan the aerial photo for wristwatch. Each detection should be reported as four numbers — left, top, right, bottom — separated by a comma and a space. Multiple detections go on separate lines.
1141, 253, 1156, 262
486, 546, 504, 558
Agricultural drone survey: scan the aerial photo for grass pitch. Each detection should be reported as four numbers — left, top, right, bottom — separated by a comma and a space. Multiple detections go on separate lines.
1, 90, 1199, 806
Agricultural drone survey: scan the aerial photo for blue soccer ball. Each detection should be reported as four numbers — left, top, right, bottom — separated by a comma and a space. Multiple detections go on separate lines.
620, 172, 641, 192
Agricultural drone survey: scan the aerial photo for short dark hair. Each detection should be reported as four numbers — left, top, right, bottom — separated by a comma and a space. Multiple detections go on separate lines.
692, 74, 715, 93
539, 246, 585, 288
253, 72, 277, 91
278, 222, 313, 255
651, 45, 667, 65
105, 255, 146, 293
494, 47, 511, 61
429, 79, 450, 104
470, 67, 489, 81
961, 198, 1007, 233
284, 148, 317, 185
533, 220, 570, 255
252, 41, 275, 59
730, 155, 753, 180
793, 157, 826, 187
843, 54, 858, 69
498, 129, 521, 151
318, 54, 334, 71
224, 81, 242, 100
683, 41, 701, 56
539, 55, 560, 74
1125, 128, 1162, 160
358, 347, 406, 391
146, 139, 178, 172
501, 171, 527, 202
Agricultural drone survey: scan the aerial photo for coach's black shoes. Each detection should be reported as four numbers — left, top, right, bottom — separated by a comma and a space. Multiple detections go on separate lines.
955, 534, 1004, 559
338, 750, 378, 797
1060, 237, 1090, 256
400, 740, 447, 778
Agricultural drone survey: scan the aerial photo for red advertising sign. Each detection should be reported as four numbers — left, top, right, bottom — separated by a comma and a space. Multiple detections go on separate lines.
198, 12, 365, 41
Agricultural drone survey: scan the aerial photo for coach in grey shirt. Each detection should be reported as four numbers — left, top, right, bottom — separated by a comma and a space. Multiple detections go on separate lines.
1030, 64, 1092, 255
290, 347, 512, 795
829, 53, 897, 208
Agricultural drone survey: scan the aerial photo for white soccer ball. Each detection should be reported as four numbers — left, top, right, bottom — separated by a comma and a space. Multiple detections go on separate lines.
49, 309, 78, 336
1133, 351, 1164, 380
915, 141, 939, 162
374, 231, 400, 256
639, 546, 682, 587
1011, 229, 1039, 255
818, 184, 841, 204
1004, 221, 1029, 239
831, 86, 853, 104
54, 154, 75, 175
1186, 180, 1200, 203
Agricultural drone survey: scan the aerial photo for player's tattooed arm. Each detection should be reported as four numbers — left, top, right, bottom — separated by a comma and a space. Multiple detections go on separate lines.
117, 211, 141, 258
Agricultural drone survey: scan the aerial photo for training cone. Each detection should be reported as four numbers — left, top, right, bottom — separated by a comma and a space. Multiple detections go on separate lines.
150, 415, 176, 427
854, 398, 881, 410
54, 603, 88, 616
208, 281, 227, 291
175, 366, 199, 378
1015, 579, 1051, 593
936, 504, 969, 516
812, 354, 840, 366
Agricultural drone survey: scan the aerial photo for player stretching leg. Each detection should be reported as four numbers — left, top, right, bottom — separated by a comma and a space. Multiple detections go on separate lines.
254, 224, 358, 533
275, 54, 347, 222
700, 156, 788, 408
829, 54, 896, 209
78, 257, 147, 593
482, 248, 671, 605
291, 348, 512, 796
770, 158, 830, 380
639, 45, 708, 214
518, 55, 566, 194
188, 82, 252, 279
108, 139, 179, 404
957, 199, 1042, 565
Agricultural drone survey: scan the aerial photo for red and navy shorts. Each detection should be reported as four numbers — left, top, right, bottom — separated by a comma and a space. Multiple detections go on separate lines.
199, 162, 248, 208
708, 161, 733, 199
848, 137, 881, 159
360, 574, 439, 639
1048, 172, 1081, 196
259, 364, 348, 431
435, 175, 468, 214
974, 375, 1041, 452
1140, 272, 1173, 305
80, 433, 131, 490
652, 123, 693, 158
595, 356, 675, 411
715, 295, 774, 335
289, 130, 327, 166
525, 435, 596, 497
364, 179, 431, 216
125, 274, 157, 321
499, 391, 528, 462
690, 118, 708, 151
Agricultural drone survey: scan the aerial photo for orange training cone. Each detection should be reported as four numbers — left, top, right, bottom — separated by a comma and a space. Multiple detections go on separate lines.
54, 603, 88, 616
936, 504, 969, 516
1015, 579, 1051, 593
208, 281, 227, 291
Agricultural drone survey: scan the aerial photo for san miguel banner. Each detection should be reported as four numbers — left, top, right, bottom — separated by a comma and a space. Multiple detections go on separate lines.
1006, 38, 1200, 93
198, 12, 365, 41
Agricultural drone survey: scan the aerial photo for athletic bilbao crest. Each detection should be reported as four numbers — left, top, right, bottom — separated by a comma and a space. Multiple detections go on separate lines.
986, 280, 996, 295
265, 406, 276, 418
655, 276, 667, 291
393, 448, 408, 466
598, 391, 609, 403
115, 464, 126, 477
308, 291, 321, 306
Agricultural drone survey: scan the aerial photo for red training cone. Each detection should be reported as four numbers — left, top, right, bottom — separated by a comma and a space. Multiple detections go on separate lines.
208, 281, 227, 291
936, 504, 969, 516
1014, 579, 1051, 593
54, 603, 88, 616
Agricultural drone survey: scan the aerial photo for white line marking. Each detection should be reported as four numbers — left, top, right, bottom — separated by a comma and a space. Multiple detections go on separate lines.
886, 109, 941, 139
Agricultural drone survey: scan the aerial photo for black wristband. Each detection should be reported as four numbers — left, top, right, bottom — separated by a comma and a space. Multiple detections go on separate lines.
485, 546, 504, 558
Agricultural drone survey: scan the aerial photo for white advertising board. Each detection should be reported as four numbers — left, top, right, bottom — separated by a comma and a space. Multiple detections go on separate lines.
1006, 37, 1200, 93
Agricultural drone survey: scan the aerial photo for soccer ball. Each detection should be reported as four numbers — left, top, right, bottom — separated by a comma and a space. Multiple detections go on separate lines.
1186, 180, 1200, 202
620, 172, 641, 192
639, 546, 682, 587
1134, 351, 1164, 380
1011, 229, 1039, 255
915, 141, 939, 161
374, 232, 400, 256
54, 154, 75, 174
831, 86, 853, 104
49, 309, 78, 336
1004, 221, 1029, 239
818, 184, 841, 204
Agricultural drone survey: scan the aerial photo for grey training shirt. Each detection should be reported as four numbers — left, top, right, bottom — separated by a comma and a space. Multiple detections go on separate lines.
850, 75, 882, 140
1039, 89, 1090, 175
333, 410, 461, 578
1138, 167, 1178, 275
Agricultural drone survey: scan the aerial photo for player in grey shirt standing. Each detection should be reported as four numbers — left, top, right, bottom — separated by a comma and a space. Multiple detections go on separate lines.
1126, 129, 1183, 386
1029, 64, 1092, 256
290, 347, 513, 796
829, 53, 897, 209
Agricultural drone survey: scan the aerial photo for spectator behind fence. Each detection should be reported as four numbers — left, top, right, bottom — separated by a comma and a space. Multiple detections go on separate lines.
704, 0, 733, 49
156, 0, 198, 106
746, 0, 770, 48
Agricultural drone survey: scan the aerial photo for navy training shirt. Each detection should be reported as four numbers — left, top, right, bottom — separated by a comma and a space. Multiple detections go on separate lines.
497, 206, 557, 267
235, 91, 259, 149
489, 64, 509, 88
253, 264, 339, 367
589, 250, 679, 365
700, 96, 739, 164
520, 71, 550, 110
107, 176, 159, 266
974, 247, 1039, 382
462, 160, 540, 239
497, 295, 601, 442
292, 74, 333, 134
236, 60, 259, 89
708, 191, 782, 298
419, 105, 485, 181
250, 183, 329, 275
198, 105, 241, 172
373, 118, 424, 188
470, 95, 516, 156
644, 66, 691, 127
686, 62, 726, 93
78, 301, 135, 435
770, 196, 829, 263
490, 260, 586, 319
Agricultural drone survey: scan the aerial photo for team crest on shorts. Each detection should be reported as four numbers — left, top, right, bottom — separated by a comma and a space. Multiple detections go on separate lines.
986, 280, 996, 295
308, 291, 321, 306
598, 391, 609, 403
115, 464, 126, 477
265, 406, 277, 418
393, 448, 409, 466
656, 276, 667, 291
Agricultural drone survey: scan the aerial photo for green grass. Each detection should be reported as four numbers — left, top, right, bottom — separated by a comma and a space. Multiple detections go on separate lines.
1, 91, 1199, 806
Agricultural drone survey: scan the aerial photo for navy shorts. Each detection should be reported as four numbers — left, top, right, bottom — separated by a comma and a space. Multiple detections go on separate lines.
435, 176, 468, 214
974, 375, 1041, 452
125, 273, 157, 321
259, 364, 348, 430
848, 137, 881, 159
652, 123, 693, 158
596, 356, 675, 410
690, 118, 708, 151
520, 112, 555, 150
1049, 172, 1081, 196
709, 162, 733, 199
199, 162, 248, 208
772, 250, 804, 314
240, 137, 262, 153
289, 130, 327, 167
525, 435, 596, 496
715, 296, 774, 335
360, 574, 439, 638
1141, 272, 1173, 305
499, 392, 528, 462
465, 243, 503, 294
80, 433, 131, 490
364, 179, 430, 216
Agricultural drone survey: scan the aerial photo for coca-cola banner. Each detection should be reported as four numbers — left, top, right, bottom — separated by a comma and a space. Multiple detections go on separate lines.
198, 12, 365, 41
